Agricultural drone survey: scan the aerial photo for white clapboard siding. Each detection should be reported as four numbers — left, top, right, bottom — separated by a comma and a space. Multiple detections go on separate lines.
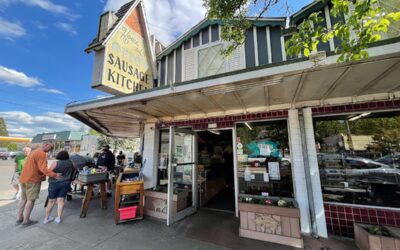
184, 49, 196, 81
227, 46, 244, 72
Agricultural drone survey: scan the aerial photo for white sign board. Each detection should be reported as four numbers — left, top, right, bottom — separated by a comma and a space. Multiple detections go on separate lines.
268, 162, 281, 180
42, 134, 56, 141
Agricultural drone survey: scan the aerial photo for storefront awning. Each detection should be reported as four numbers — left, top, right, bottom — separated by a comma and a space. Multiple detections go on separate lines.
65, 43, 400, 137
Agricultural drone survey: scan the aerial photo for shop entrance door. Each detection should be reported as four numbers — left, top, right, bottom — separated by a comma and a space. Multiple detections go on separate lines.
167, 127, 198, 226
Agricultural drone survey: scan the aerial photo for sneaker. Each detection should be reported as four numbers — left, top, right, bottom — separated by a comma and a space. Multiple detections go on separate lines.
54, 217, 61, 224
15, 219, 23, 225
43, 216, 54, 224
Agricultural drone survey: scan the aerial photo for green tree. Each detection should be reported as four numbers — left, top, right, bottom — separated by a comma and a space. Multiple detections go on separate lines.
315, 120, 346, 143
0, 117, 9, 148
89, 129, 101, 136
7, 143, 18, 151
97, 135, 140, 154
204, 0, 400, 61
315, 117, 400, 153
372, 129, 400, 154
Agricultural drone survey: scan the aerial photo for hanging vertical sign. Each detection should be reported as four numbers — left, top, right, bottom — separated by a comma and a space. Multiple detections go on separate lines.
93, 4, 153, 95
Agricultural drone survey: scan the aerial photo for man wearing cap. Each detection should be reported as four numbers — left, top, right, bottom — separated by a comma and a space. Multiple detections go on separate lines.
96, 145, 115, 197
17, 142, 61, 226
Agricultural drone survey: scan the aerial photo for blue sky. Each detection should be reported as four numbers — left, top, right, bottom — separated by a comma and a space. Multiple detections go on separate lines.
0, 0, 310, 138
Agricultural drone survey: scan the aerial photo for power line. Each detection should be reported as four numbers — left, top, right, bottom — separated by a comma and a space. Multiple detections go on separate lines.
0, 88, 69, 107
0, 99, 62, 112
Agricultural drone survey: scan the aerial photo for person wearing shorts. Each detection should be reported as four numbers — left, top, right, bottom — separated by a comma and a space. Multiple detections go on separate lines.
11, 147, 31, 200
18, 143, 60, 227
43, 151, 74, 224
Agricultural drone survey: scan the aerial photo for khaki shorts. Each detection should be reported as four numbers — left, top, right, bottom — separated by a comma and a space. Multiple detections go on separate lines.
21, 183, 41, 201
11, 172, 20, 185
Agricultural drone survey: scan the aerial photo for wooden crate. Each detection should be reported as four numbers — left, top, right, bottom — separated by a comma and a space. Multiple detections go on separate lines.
144, 190, 188, 220
354, 223, 400, 250
239, 202, 304, 249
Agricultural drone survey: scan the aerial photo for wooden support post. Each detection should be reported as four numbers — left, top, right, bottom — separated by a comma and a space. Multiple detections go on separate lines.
80, 184, 93, 218
100, 182, 107, 209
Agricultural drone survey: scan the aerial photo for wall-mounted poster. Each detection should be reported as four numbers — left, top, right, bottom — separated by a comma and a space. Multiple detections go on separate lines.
175, 145, 183, 158
268, 162, 281, 180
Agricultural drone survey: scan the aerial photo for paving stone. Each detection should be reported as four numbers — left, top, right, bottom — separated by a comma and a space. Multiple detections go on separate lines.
0, 188, 358, 250
0, 225, 57, 250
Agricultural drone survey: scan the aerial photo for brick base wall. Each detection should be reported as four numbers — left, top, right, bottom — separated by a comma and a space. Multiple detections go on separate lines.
324, 203, 400, 238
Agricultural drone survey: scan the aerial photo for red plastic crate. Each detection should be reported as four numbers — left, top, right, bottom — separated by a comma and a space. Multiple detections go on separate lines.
119, 206, 137, 220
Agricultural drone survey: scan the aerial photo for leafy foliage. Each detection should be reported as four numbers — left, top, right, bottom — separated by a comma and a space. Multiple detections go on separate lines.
287, 0, 400, 62
96, 133, 140, 154
7, 143, 18, 151
367, 226, 391, 236
0, 118, 9, 148
0, 118, 8, 137
203, 0, 400, 62
204, 0, 281, 56
315, 116, 400, 154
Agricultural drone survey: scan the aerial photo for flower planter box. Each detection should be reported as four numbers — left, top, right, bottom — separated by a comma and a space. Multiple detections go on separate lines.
144, 190, 188, 220
354, 223, 400, 250
239, 202, 304, 249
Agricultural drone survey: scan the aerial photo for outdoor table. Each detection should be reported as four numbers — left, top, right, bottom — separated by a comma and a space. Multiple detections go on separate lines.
73, 179, 108, 218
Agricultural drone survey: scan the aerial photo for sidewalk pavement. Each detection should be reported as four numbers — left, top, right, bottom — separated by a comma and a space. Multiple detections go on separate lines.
0, 189, 358, 250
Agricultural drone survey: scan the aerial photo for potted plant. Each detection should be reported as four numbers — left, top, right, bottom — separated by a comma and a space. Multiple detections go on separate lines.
354, 223, 400, 250
238, 196, 304, 248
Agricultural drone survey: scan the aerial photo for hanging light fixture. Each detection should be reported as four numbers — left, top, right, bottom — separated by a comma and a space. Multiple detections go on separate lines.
245, 122, 253, 130
348, 112, 371, 122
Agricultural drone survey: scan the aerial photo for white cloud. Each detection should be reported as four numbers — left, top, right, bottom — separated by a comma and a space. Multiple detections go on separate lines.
54, 22, 78, 36
0, 111, 84, 137
0, 0, 10, 8
0, 65, 41, 87
104, 0, 206, 45
37, 87, 65, 95
34, 21, 47, 30
20, 0, 79, 20
0, 65, 67, 97
0, 17, 26, 40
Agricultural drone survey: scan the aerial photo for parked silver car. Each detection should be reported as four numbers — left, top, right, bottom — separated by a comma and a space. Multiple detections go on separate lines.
318, 153, 400, 185
375, 153, 400, 168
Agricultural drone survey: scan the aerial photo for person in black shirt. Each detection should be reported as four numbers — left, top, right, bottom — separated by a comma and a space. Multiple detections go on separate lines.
96, 145, 115, 196
44, 151, 74, 224
116, 151, 126, 166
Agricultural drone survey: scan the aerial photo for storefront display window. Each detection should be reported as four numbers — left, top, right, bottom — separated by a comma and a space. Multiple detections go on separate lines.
236, 120, 293, 199
314, 112, 400, 208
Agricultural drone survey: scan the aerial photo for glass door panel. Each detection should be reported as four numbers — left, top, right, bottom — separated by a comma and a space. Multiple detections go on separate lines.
167, 127, 198, 226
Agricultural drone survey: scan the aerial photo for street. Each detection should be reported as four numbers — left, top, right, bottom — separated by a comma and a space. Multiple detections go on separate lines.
0, 159, 18, 201
0, 159, 49, 203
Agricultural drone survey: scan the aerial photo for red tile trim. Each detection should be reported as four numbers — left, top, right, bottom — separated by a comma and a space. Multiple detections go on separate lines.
324, 203, 400, 238
312, 100, 400, 115
157, 110, 288, 129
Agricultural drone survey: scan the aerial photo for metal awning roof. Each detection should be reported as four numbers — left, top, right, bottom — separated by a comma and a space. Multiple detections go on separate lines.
65, 42, 400, 138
